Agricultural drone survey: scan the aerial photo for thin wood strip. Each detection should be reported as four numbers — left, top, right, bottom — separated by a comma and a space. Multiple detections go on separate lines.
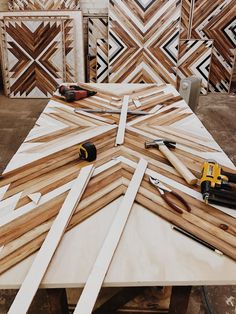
8, 165, 94, 314
0, 128, 117, 187
0, 166, 122, 245
115, 95, 129, 146
122, 174, 236, 245
74, 158, 148, 314
136, 193, 236, 260
121, 162, 236, 229
0, 184, 125, 275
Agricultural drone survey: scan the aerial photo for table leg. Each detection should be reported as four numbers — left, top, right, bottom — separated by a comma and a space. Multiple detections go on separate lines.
169, 286, 192, 314
46, 288, 69, 314
93, 287, 145, 314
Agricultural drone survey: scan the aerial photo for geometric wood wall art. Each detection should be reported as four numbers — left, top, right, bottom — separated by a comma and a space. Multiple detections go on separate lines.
88, 18, 108, 83
1, 17, 66, 98
0, 11, 84, 98
190, 0, 236, 93
96, 39, 109, 83
1, 83, 236, 277
8, 0, 80, 10
108, 0, 181, 85
177, 40, 213, 94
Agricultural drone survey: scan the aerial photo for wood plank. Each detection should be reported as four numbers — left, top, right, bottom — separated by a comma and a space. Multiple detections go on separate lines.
74, 158, 148, 314
8, 165, 94, 314
115, 95, 129, 146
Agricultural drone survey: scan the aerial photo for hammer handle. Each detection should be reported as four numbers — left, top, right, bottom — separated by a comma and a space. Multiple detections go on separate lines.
159, 145, 197, 185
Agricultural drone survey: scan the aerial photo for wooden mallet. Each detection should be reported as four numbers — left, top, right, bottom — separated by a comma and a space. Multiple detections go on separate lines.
145, 139, 197, 185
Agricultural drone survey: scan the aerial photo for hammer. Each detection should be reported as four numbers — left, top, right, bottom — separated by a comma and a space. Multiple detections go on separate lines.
145, 139, 197, 185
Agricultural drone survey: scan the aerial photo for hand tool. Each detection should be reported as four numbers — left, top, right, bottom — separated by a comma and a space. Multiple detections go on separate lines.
171, 225, 223, 255
78, 142, 97, 162
58, 85, 97, 102
149, 176, 191, 214
145, 139, 198, 185
200, 160, 236, 208
74, 108, 150, 115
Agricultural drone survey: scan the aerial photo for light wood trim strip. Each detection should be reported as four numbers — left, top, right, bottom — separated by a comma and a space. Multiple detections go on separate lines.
115, 95, 129, 146
74, 158, 148, 314
8, 165, 94, 314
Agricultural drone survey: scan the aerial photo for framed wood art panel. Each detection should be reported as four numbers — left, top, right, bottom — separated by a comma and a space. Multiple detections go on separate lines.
0, 11, 85, 98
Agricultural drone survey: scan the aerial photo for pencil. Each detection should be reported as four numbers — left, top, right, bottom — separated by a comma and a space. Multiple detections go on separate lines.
171, 225, 223, 256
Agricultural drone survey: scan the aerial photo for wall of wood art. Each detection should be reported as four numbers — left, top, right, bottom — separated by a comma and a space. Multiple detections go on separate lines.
0, 0, 235, 97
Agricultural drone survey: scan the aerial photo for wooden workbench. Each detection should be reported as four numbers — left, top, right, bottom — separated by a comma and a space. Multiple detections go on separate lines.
0, 84, 236, 292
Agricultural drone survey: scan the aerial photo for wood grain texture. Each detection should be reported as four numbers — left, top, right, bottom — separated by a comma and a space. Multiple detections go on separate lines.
190, 0, 236, 93
0, 83, 235, 282
179, 0, 194, 39
108, 0, 181, 84
8, 0, 80, 10
177, 40, 213, 94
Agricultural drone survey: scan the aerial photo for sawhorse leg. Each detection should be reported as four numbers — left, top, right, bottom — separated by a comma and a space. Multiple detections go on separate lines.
47, 288, 69, 314
169, 286, 192, 314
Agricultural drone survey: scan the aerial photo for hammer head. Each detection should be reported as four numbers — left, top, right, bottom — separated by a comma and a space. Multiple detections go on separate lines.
145, 139, 176, 149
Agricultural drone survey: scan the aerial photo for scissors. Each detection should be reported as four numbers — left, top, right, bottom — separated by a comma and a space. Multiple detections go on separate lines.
149, 176, 191, 214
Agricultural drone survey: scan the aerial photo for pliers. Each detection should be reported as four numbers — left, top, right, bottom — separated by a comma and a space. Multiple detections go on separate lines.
149, 176, 191, 214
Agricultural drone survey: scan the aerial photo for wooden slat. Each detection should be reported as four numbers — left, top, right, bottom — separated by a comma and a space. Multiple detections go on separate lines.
74, 158, 148, 314
115, 95, 129, 146
8, 165, 94, 314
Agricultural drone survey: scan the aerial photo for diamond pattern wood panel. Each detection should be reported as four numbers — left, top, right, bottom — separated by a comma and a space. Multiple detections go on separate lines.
0, 11, 84, 98
1, 17, 66, 98
177, 40, 213, 94
108, 0, 181, 85
8, 0, 80, 10
190, 0, 236, 93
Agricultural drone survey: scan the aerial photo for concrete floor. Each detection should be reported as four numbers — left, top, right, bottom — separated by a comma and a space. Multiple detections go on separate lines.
0, 92, 236, 313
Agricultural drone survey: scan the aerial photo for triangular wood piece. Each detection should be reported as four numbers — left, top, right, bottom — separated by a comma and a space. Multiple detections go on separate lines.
28, 193, 41, 204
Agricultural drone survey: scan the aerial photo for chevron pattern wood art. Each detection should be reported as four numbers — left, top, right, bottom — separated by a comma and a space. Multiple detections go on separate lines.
8, 0, 80, 10
0, 11, 84, 98
190, 0, 236, 93
0, 83, 235, 276
88, 18, 108, 83
108, 0, 181, 85
96, 39, 109, 83
177, 40, 213, 94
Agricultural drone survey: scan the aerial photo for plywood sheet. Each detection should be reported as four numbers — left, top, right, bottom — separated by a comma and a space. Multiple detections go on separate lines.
108, 0, 181, 85
0, 83, 236, 281
8, 0, 80, 10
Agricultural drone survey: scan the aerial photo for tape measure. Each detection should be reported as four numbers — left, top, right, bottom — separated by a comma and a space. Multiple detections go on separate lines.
78, 142, 97, 162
